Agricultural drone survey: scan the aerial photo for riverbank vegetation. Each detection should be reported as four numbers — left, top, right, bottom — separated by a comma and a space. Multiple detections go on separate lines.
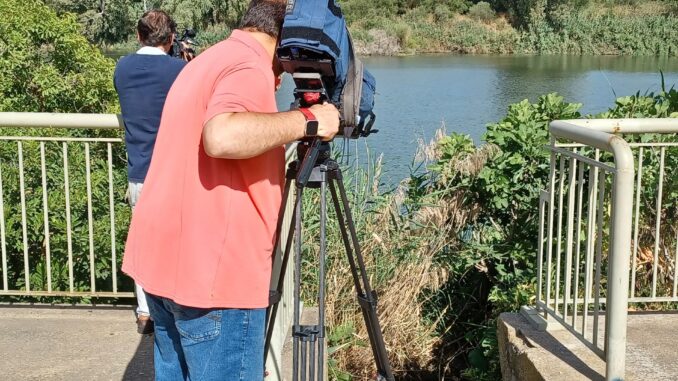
316, 88, 676, 379
42, 0, 678, 56
345, 0, 678, 55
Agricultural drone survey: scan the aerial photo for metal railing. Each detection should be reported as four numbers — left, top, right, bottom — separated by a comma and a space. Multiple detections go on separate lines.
536, 118, 677, 380
0, 113, 295, 379
0, 112, 129, 298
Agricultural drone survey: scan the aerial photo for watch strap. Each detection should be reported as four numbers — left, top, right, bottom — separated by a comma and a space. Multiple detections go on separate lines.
299, 108, 317, 121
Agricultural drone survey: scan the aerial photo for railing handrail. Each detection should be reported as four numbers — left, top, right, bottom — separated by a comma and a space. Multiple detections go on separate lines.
558, 118, 678, 134
551, 120, 634, 165
0, 112, 124, 129
0, 113, 299, 163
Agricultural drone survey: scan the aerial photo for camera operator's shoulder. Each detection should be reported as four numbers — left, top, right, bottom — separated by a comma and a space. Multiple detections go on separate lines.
113, 54, 135, 75
115, 54, 133, 67
168, 56, 187, 68
205, 37, 252, 61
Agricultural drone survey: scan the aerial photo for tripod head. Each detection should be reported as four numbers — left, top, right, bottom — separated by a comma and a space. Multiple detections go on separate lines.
294, 139, 334, 189
283, 70, 335, 188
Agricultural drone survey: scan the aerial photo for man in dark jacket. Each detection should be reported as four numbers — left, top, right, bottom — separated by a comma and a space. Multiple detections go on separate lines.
114, 9, 186, 334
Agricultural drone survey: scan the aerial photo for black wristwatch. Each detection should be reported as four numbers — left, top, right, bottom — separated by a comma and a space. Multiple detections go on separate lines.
299, 108, 319, 137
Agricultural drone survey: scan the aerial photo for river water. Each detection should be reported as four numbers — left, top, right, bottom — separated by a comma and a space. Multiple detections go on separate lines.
276, 55, 678, 184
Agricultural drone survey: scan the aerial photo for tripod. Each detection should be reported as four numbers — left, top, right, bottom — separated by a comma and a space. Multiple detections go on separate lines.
264, 139, 395, 381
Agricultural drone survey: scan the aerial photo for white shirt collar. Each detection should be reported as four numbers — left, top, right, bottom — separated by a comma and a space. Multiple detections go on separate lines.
136, 46, 168, 56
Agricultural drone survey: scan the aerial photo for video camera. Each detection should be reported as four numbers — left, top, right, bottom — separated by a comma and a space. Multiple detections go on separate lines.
276, 0, 377, 141
276, 0, 378, 187
277, 47, 334, 109
170, 28, 197, 62
276, 43, 376, 140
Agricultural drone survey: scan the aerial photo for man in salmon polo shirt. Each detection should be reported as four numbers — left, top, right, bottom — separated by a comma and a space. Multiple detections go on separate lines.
121, 0, 340, 379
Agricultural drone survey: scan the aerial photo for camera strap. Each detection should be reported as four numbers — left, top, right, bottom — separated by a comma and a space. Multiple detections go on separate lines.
341, 30, 361, 138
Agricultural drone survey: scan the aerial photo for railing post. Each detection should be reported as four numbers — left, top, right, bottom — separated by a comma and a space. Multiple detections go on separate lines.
605, 136, 634, 381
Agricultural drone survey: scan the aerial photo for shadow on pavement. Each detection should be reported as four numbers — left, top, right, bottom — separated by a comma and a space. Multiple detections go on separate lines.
123, 334, 154, 380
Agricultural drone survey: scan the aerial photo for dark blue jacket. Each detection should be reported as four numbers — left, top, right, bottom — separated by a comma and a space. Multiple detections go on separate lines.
114, 52, 186, 183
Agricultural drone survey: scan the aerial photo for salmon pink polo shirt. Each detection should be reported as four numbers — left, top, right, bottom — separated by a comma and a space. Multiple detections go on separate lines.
121, 30, 284, 309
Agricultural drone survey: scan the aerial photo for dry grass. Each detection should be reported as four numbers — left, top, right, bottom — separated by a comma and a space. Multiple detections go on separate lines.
609, 1, 675, 17
325, 200, 449, 377
315, 131, 498, 378
354, 29, 401, 56
631, 223, 678, 300
577, 1, 674, 18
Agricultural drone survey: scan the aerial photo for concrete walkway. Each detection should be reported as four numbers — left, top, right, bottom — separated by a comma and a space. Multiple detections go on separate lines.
0, 306, 153, 381
9, 305, 675, 380
499, 311, 678, 380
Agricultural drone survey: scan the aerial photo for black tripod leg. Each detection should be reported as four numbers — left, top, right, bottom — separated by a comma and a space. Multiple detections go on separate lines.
293, 186, 304, 381
317, 173, 327, 380
328, 173, 395, 381
264, 175, 297, 364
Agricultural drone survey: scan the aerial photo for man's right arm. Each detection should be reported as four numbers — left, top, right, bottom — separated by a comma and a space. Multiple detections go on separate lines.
202, 103, 340, 160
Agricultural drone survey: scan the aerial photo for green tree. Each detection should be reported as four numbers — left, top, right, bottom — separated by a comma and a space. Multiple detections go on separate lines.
44, 0, 248, 46
45, 0, 140, 46
0, 0, 118, 112
150, 0, 247, 29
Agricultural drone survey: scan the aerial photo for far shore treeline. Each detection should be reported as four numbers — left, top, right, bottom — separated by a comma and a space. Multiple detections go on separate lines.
46, 0, 678, 56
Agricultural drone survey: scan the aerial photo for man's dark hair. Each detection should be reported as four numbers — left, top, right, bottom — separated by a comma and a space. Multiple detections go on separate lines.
137, 10, 177, 47
240, 0, 287, 38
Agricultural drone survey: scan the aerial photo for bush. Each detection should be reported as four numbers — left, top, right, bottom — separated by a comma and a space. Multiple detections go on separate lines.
434, 4, 453, 22
0, 0, 118, 113
469, 1, 497, 23
44, 0, 248, 46
391, 23, 412, 48
450, 0, 473, 13
607, 0, 638, 5
520, 4, 678, 55
195, 23, 233, 49
411, 17, 521, 54
45, 0, 139, 46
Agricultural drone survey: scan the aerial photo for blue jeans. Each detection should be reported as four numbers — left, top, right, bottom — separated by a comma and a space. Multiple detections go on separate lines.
146, 293, 266, 381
